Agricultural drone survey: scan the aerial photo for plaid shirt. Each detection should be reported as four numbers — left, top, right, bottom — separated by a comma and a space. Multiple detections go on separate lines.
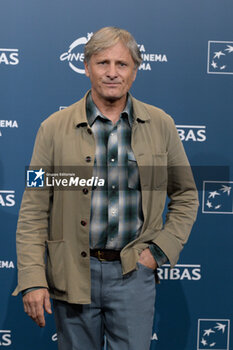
86, 92, 144, 250
86, 92, 168, 266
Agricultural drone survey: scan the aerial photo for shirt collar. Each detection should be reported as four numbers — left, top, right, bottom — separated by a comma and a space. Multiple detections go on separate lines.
86, 91, 134, 127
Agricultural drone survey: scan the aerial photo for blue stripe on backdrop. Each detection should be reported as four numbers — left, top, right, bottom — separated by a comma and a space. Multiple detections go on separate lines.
0, 1, 232, 349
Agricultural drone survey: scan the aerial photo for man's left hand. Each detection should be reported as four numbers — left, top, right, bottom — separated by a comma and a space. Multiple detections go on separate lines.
138, 248, 157, 270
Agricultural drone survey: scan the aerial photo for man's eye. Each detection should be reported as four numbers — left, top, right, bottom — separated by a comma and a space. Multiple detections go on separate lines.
119, 63, 127, 67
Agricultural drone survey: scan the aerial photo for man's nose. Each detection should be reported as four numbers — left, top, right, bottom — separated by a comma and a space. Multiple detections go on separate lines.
106, 63, 118, 79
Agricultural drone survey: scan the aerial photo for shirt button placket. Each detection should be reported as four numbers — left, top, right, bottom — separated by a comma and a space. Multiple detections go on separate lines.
107, 125, 118, 247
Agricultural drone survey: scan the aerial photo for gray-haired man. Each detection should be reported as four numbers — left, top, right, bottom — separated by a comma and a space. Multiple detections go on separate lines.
14, 27, 198, 350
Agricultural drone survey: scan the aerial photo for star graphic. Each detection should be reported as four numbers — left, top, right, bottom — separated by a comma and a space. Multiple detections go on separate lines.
225, 45, 233, 53
206, 200, 212, 208
213, 51, 225, 59
208, 191, 220, 199
34, 168, 45, 181
220, 185, 231, 196
201, 338, 207, 346
215, 204, 221, 209
211, 61, 217, 69
215, 322, 226, 333
210, 342, 216, 347
220, 65, 226, 70
203, 328, 215, 336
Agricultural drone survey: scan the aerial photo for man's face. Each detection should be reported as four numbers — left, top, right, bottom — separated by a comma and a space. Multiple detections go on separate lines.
84, 41, 137, 104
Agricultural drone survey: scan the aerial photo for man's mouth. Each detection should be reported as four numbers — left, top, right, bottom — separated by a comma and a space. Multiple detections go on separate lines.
103, 82, 121, 85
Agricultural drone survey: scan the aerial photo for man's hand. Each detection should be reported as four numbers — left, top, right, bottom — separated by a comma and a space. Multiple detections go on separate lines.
138, 248, 157, 270
23, 288, 52, 327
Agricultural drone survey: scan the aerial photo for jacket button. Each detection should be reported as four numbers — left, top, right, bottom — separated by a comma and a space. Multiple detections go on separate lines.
87, 128, 92, 135
85, 156, 91, 163
81, 251, 87, 257
81, 220, 87, 226
83, 188, 88, 194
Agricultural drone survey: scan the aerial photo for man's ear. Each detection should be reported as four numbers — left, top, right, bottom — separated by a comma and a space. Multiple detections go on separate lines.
84, 60, 90, 77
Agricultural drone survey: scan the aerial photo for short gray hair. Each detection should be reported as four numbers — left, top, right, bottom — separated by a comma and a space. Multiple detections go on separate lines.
84, 27, 142, 68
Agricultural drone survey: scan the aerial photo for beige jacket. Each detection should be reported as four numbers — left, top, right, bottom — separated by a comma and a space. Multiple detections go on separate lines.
13, 92, 199, 304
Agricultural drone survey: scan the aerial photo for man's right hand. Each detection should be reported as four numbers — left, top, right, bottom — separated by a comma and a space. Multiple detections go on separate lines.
23, 288, 52, 327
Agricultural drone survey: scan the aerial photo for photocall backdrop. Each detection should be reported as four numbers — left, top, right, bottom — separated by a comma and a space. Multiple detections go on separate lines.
0, 1, 232, 349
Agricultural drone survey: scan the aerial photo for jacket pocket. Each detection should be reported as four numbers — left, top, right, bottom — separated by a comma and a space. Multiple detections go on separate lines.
46, 240, 66, 292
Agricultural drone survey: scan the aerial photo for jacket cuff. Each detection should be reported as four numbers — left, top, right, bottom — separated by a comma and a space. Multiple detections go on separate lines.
149, 243, 169, 267
21, 287, 47, 297
12, 266, 48, 296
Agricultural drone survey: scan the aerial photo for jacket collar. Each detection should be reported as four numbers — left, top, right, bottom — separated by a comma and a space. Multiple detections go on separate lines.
73, 90, 90, 128
130, 94, 151, 122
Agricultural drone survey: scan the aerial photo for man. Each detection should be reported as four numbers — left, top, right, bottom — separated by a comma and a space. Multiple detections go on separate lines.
13, 27, 199, 350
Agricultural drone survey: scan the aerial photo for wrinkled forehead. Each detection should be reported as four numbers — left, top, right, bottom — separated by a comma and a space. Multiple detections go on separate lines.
90, 41, 134, 61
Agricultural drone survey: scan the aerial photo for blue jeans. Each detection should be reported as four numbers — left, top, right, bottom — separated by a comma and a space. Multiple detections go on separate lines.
53, 256, 156, 350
